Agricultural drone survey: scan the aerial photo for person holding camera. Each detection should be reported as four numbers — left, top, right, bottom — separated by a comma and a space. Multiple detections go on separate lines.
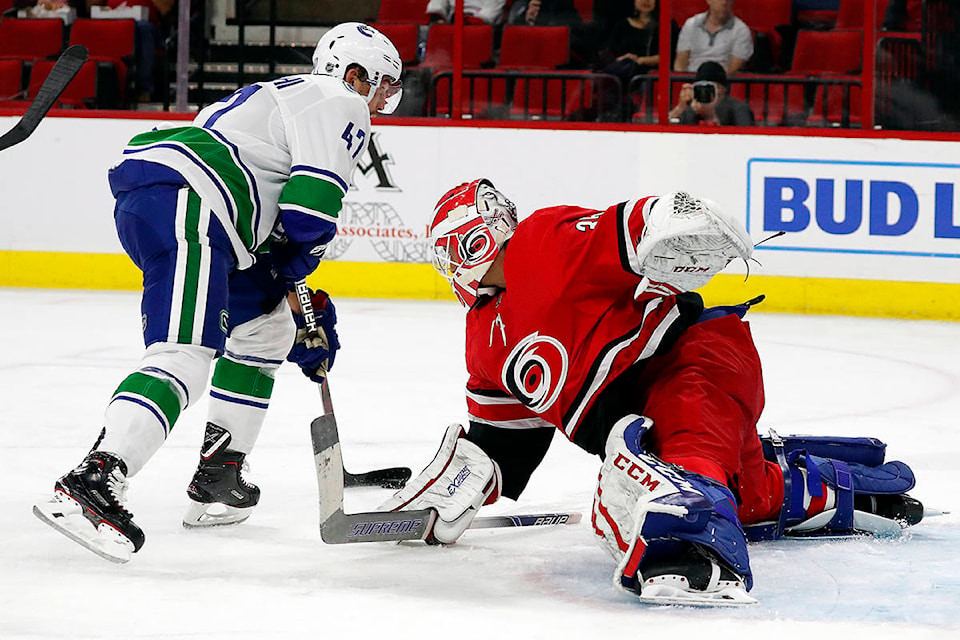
669, 60, 753, 126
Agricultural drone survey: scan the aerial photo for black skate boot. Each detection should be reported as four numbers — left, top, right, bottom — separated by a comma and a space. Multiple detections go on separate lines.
182, 423, 260, 528
33, 451, 145, 564
636, 544, 755, 606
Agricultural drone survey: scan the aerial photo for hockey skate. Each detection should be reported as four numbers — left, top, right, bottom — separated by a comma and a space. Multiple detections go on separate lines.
33, 451, 145, 564
635, 545, 757, 607
182, 423, 260, 528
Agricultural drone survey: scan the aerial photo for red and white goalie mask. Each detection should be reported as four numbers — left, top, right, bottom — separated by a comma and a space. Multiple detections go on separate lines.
428, 179, 519, 308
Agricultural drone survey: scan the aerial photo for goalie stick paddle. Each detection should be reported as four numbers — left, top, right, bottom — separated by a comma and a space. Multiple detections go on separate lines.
0, 45, 88, 152
310, 411, 582, 544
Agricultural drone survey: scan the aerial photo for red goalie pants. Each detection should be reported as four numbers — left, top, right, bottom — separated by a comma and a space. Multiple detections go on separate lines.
635, 313, 784, 525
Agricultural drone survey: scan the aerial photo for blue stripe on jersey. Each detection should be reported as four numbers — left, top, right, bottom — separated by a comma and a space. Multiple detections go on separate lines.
123, 142, 237, 223
290, 165, 349, 193
202, 84, 263, 129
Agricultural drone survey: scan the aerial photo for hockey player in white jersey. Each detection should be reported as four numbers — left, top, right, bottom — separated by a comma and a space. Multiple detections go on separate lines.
33, 23, 403, 563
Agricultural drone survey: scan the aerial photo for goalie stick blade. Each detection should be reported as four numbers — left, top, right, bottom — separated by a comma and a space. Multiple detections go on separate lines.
310, 414, 438, 544
320, 507, 438, 544
0, 45, 88, 152
469, 512, 583, 529
343, 466, 412, 490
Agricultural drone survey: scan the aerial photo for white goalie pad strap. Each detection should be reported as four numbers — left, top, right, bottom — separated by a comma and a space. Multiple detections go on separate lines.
635, 192, 754, 293
378, 424, 502, 544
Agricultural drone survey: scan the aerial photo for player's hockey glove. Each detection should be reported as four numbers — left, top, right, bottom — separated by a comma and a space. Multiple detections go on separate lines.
269, 215, 335, 285
287, 288, 340, 384
378, 424, 502, 545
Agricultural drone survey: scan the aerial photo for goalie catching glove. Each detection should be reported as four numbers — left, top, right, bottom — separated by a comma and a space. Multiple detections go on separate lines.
636, 191, 753, 294
378, 424, 502, 544
287, 288, 340, 384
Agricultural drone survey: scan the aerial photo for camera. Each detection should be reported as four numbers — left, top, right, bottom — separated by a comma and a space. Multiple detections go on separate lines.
692, 81, 717, 104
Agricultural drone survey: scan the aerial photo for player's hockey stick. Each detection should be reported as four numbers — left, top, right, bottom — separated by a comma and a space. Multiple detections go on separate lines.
310, 410, 582, 544
0, 45, 88, 152
320, 379, 412, 489
294, 279, 412, 489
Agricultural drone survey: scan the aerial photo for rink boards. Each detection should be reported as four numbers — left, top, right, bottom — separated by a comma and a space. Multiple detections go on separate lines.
1, 113, 959, 319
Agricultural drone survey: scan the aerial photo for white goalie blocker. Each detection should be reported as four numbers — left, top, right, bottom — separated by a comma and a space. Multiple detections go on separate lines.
633, 192, 754, 294
378, 425, 502, 544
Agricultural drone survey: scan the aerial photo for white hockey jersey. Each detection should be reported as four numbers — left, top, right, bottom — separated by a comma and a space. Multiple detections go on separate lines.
119, 74, 371, 269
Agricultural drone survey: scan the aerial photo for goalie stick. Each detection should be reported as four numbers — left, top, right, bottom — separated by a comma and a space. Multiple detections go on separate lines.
0, 45, 88, 152
310, 403, 582, 544
294, 279, 412, 489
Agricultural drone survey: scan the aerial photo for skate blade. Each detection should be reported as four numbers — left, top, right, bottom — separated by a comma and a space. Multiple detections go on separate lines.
639, 583, 758, 607
785, 509, 906, 539
33, 497, 133, 564
182, 500, 253, 528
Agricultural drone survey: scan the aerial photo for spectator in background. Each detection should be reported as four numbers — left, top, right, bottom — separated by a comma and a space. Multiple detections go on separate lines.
593, 0, 678, 120
13, 0, 87, 18
509, 0, 580, 26
674, 0, 753, 74
669, 60, 754, 125
882, 0, 922, 32
426, 0, 506, 25
87, 0, 175, 103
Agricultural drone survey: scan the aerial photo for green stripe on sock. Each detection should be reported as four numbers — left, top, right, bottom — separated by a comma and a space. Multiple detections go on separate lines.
113, 372, 183, 428
211, 358, 275, 400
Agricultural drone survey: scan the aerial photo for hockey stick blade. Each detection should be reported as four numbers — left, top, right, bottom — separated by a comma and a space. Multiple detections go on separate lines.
312, 414, 437, 544
0, 45, 88, 151
343, 466, 412, 490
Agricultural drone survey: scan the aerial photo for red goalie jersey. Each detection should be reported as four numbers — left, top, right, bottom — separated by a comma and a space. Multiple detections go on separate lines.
463, 197, 784, 524
465, 197, 697, 447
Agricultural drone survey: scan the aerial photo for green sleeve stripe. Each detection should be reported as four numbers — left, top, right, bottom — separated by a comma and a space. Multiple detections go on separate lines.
278, 174, 345, 221
211, 358, 276, 401
127, 127, 256, 247
113, 372, 183, 430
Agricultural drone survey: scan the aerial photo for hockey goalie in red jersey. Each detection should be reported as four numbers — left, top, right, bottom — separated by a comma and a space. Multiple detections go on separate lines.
378, 179, 926, 606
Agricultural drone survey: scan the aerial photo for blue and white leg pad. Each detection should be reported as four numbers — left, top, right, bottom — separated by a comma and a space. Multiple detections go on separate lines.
746, 430, 917, 540
593, 415, 753, 595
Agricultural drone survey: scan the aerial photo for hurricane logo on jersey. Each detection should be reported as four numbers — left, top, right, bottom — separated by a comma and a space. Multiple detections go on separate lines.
502, 332, 568, 413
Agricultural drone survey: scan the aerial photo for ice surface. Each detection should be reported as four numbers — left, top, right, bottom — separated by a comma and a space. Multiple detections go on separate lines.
2, 289, 958, 639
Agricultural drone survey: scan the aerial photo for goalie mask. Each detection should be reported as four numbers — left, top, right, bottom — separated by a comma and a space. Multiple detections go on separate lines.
429, 179, 519, 308
313, 22, 403, 114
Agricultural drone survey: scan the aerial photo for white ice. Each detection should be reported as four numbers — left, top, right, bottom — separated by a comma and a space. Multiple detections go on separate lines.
2, 288, 959, 639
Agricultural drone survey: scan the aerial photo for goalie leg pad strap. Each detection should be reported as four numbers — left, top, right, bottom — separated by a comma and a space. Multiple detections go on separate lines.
592, 415, 753, 593
750, 430, 918, 539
